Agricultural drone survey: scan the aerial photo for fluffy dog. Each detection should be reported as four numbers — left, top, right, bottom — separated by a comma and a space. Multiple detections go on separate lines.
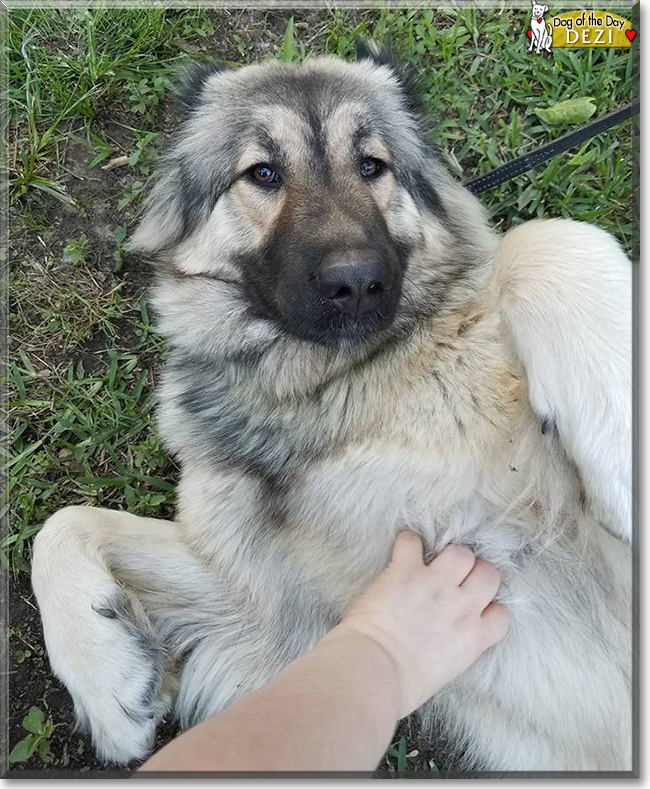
32, 48, 632, 771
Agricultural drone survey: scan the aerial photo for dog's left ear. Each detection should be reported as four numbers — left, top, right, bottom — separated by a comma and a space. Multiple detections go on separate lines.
543, 5, 549, 12
355, 39, 423, 116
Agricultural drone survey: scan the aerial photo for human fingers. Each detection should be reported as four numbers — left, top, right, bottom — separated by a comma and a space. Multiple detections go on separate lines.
427, 543, 476, 585
389, 531, 425, 569
460, 559, 501, 609
480, 601, 511, 647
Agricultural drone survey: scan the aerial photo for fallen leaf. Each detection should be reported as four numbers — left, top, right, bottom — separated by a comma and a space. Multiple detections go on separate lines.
102, 155, 130, 171
534, 97, 597, 125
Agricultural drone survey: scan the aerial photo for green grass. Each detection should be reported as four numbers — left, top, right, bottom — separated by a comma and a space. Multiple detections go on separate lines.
7, 307, 174, 574
7, 5, 635, 770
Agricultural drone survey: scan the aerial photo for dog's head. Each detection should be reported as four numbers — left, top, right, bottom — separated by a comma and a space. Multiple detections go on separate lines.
131, 47, 492, 352
531, 2, 548, 19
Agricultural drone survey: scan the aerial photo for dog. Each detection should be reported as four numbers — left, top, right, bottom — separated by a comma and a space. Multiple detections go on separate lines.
529, 1, 553, 53
31, 47, 632, 771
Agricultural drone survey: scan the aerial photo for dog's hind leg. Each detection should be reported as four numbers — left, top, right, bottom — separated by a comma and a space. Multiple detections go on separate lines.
493, 218, 632, 542
169, 587, 334, 733
31, 506, 204, 764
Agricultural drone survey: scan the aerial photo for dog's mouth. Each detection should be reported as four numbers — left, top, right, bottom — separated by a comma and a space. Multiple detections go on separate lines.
322, 304, 399, 347
282, 296, 401, 348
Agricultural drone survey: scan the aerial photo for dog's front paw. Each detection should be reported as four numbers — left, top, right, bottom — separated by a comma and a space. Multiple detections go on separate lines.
32, 512, 173, 764
69, 591, 173, 764
47, 588, 173, 764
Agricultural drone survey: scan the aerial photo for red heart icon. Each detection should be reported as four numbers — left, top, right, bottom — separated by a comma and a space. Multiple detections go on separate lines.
527, 30, 532, 38
626, 29, 636, 41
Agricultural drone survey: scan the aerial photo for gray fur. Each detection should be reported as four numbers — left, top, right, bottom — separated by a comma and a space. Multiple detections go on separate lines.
32, 53, 632, 771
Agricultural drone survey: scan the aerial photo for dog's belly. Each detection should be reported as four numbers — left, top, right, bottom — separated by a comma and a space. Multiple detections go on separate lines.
431, 523, 632, 770
288, 447, 631, 769
176, 442, 631, 769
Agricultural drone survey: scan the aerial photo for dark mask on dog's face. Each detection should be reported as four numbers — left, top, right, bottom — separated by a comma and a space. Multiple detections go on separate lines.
230, 112, 412, 347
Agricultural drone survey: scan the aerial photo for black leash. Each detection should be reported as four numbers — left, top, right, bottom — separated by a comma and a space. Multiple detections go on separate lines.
465, 100, 640, 195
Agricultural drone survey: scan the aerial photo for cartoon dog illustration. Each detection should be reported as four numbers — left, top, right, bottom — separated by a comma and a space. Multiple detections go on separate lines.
529, 1, 553, 54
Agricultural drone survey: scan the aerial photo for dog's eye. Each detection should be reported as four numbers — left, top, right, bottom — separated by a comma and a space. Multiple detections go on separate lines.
360, 158, 384, 179
248, 164, 282, 187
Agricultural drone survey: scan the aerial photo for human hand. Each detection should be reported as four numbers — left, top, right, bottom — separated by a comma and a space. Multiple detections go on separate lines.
335, 531, 510, 719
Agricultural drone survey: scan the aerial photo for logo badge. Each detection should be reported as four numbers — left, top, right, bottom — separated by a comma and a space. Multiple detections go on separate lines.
528, 1, 553, 55
528, 10, 636, 50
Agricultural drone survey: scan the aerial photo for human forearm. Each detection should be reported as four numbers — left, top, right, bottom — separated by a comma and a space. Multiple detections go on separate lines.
139, 626, 402, 773
139, 535, 509, 774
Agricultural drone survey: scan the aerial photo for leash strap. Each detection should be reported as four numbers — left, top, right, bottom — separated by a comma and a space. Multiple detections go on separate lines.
465, 101, 640, 195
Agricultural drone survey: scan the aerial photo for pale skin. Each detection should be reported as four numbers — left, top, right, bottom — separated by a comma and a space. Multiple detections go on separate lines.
139, 532, 510, 773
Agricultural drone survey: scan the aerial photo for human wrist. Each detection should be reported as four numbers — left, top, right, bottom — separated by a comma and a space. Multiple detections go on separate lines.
322, 622, 406, 720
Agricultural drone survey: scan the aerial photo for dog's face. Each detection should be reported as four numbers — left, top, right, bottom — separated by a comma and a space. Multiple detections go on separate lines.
132, 50, 489, 351
531, 3, 548, 19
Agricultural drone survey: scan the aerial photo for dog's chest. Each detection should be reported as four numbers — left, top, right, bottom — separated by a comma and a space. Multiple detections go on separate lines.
277, 373, 572, 610
331, 308, 530, 462
176, 309, 573, 599
285, 367, 546, 558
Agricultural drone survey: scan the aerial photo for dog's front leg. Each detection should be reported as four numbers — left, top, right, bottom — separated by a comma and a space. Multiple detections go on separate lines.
32, 507, 202, 764
493, 219, 632, 542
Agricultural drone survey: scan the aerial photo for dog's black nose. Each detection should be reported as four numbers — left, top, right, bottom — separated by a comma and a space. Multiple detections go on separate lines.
318, 252, 391, 317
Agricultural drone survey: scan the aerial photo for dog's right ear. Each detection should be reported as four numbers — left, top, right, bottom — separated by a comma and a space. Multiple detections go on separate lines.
127, 61, 230, 256
175, 60, 229, 119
